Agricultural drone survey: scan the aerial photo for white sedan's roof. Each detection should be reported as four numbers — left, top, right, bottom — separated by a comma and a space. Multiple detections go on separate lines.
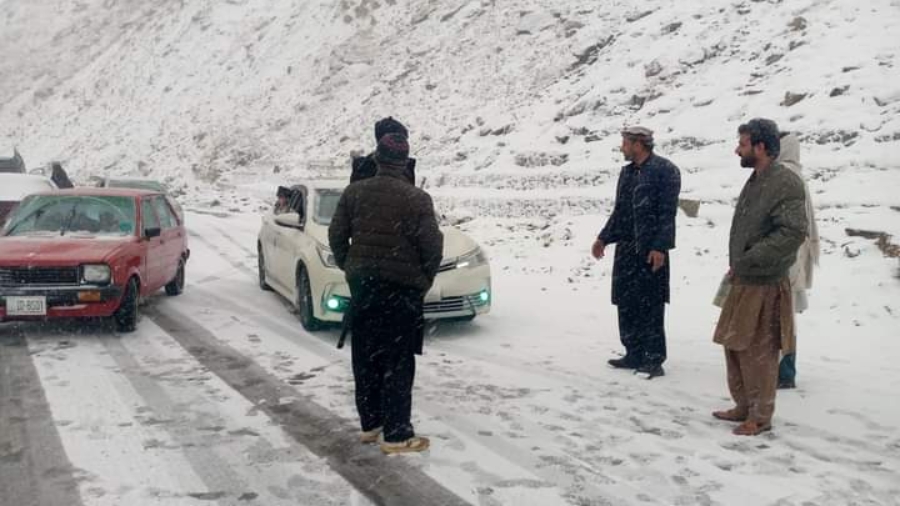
296, 179, 347, 192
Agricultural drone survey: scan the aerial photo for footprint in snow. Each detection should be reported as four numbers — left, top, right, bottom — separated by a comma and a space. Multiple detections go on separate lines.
84, 487, 107, 498
187, 491, 228, 501
288, 372, 316, 384
827, 408, 896, 432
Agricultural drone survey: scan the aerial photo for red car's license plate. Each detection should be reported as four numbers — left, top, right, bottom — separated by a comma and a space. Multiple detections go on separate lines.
7, 296, 47, 316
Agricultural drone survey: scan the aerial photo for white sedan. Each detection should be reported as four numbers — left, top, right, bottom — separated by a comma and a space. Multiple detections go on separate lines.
257, 180, 491, 330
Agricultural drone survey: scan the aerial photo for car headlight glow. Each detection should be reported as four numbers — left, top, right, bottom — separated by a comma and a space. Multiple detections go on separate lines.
316, 243, 338, 269
82, 264, 111, 284
324, 294, 350, 312
455, 246, 488, 269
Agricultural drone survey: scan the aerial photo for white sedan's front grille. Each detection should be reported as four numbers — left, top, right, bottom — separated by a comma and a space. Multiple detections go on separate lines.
424, 293, 489, 314
437, 260, 457, 273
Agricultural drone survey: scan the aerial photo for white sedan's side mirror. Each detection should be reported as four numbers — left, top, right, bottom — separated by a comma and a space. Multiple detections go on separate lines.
274, 212, 303, 230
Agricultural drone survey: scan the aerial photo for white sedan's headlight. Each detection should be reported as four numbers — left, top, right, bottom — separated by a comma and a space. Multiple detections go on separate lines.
82, 264, 111, 284
455, 246, 488, 269
316, 243, 338, 269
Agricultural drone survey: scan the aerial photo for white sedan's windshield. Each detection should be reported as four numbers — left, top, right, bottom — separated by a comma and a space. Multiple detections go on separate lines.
4, 195, 136, 237
314, 190, 342, 225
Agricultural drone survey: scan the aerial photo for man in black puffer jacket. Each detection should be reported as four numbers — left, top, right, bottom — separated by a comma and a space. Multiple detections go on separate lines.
329, 132, 443, 454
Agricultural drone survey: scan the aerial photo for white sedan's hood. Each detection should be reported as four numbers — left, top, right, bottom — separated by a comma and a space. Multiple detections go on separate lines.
305, 222, 331, 249
309, 223, 478, 258
440, 226, 478, 258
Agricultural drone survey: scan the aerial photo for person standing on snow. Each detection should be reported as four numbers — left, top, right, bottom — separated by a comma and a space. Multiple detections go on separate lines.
592, 126, 682, 379
712, 118, 807, 436
775, 132, 819, 389
329, 132, 443, 454
50, 161, 74, 189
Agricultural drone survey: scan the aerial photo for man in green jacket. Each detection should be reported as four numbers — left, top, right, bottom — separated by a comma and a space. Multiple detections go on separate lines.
712, 118, 807, 436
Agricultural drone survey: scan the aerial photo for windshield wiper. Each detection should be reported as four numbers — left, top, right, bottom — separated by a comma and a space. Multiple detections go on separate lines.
59, 204, 79, 237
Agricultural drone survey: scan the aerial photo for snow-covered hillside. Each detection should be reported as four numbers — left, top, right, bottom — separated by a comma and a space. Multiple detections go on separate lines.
2, 0, 900, 214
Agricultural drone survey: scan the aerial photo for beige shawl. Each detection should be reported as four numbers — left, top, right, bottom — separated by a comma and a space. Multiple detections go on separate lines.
777, 134, 819, 312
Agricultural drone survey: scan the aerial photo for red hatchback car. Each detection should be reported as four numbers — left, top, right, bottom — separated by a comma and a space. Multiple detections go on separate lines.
0, 188, 189, 332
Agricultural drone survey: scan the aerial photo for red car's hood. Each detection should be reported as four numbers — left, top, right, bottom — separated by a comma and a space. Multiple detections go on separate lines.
0, 236, 133, 266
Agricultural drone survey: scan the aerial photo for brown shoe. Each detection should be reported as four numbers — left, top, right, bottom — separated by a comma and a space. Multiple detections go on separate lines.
380, 436, 430, 455
359, 426, 382, 444
712, 408, 747, 422
732, 420, 772, 436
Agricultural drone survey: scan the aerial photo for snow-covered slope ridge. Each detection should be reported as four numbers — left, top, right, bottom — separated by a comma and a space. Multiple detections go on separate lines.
1, 0, 898, 215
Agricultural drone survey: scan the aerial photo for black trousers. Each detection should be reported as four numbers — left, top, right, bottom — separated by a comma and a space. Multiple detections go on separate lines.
348, 276, 423, 443
779, 352, 796, 383
616, 297, 667, 367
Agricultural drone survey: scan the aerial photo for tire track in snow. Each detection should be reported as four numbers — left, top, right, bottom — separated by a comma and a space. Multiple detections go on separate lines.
180, 283, 635, 505
20, 320, 370, 505
144, 305, 471, 506
196, 221, 266, 288
187, 230, 256, 279
187, 224, 311, 324
0, 327, 85, 506
205, 221, 258, 259
98, 335, 257, 503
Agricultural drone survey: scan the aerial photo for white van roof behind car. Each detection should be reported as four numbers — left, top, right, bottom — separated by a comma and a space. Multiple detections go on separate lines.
0, 174, 57, 200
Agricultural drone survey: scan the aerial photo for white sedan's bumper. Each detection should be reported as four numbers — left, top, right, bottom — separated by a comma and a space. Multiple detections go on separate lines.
313, 263, 491, 322
424, 263, 491, 319
312, 268, 351, 323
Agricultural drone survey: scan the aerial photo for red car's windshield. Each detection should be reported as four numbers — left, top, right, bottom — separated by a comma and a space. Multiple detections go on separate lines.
4, 195, 136, 237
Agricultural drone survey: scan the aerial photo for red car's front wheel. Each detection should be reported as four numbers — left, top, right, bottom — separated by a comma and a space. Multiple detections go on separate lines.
165, 259, 185, 296
114, 278, 139, 333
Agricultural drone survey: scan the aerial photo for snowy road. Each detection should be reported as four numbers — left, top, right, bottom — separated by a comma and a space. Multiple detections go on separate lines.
2, 210, 899, 506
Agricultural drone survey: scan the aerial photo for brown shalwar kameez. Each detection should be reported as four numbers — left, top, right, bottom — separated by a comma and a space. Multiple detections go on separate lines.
714, 155, 807, 434
714, 277, 794, 425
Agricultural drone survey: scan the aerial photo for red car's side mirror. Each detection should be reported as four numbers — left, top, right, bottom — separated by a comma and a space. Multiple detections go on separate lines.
144, 227, 162, 239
